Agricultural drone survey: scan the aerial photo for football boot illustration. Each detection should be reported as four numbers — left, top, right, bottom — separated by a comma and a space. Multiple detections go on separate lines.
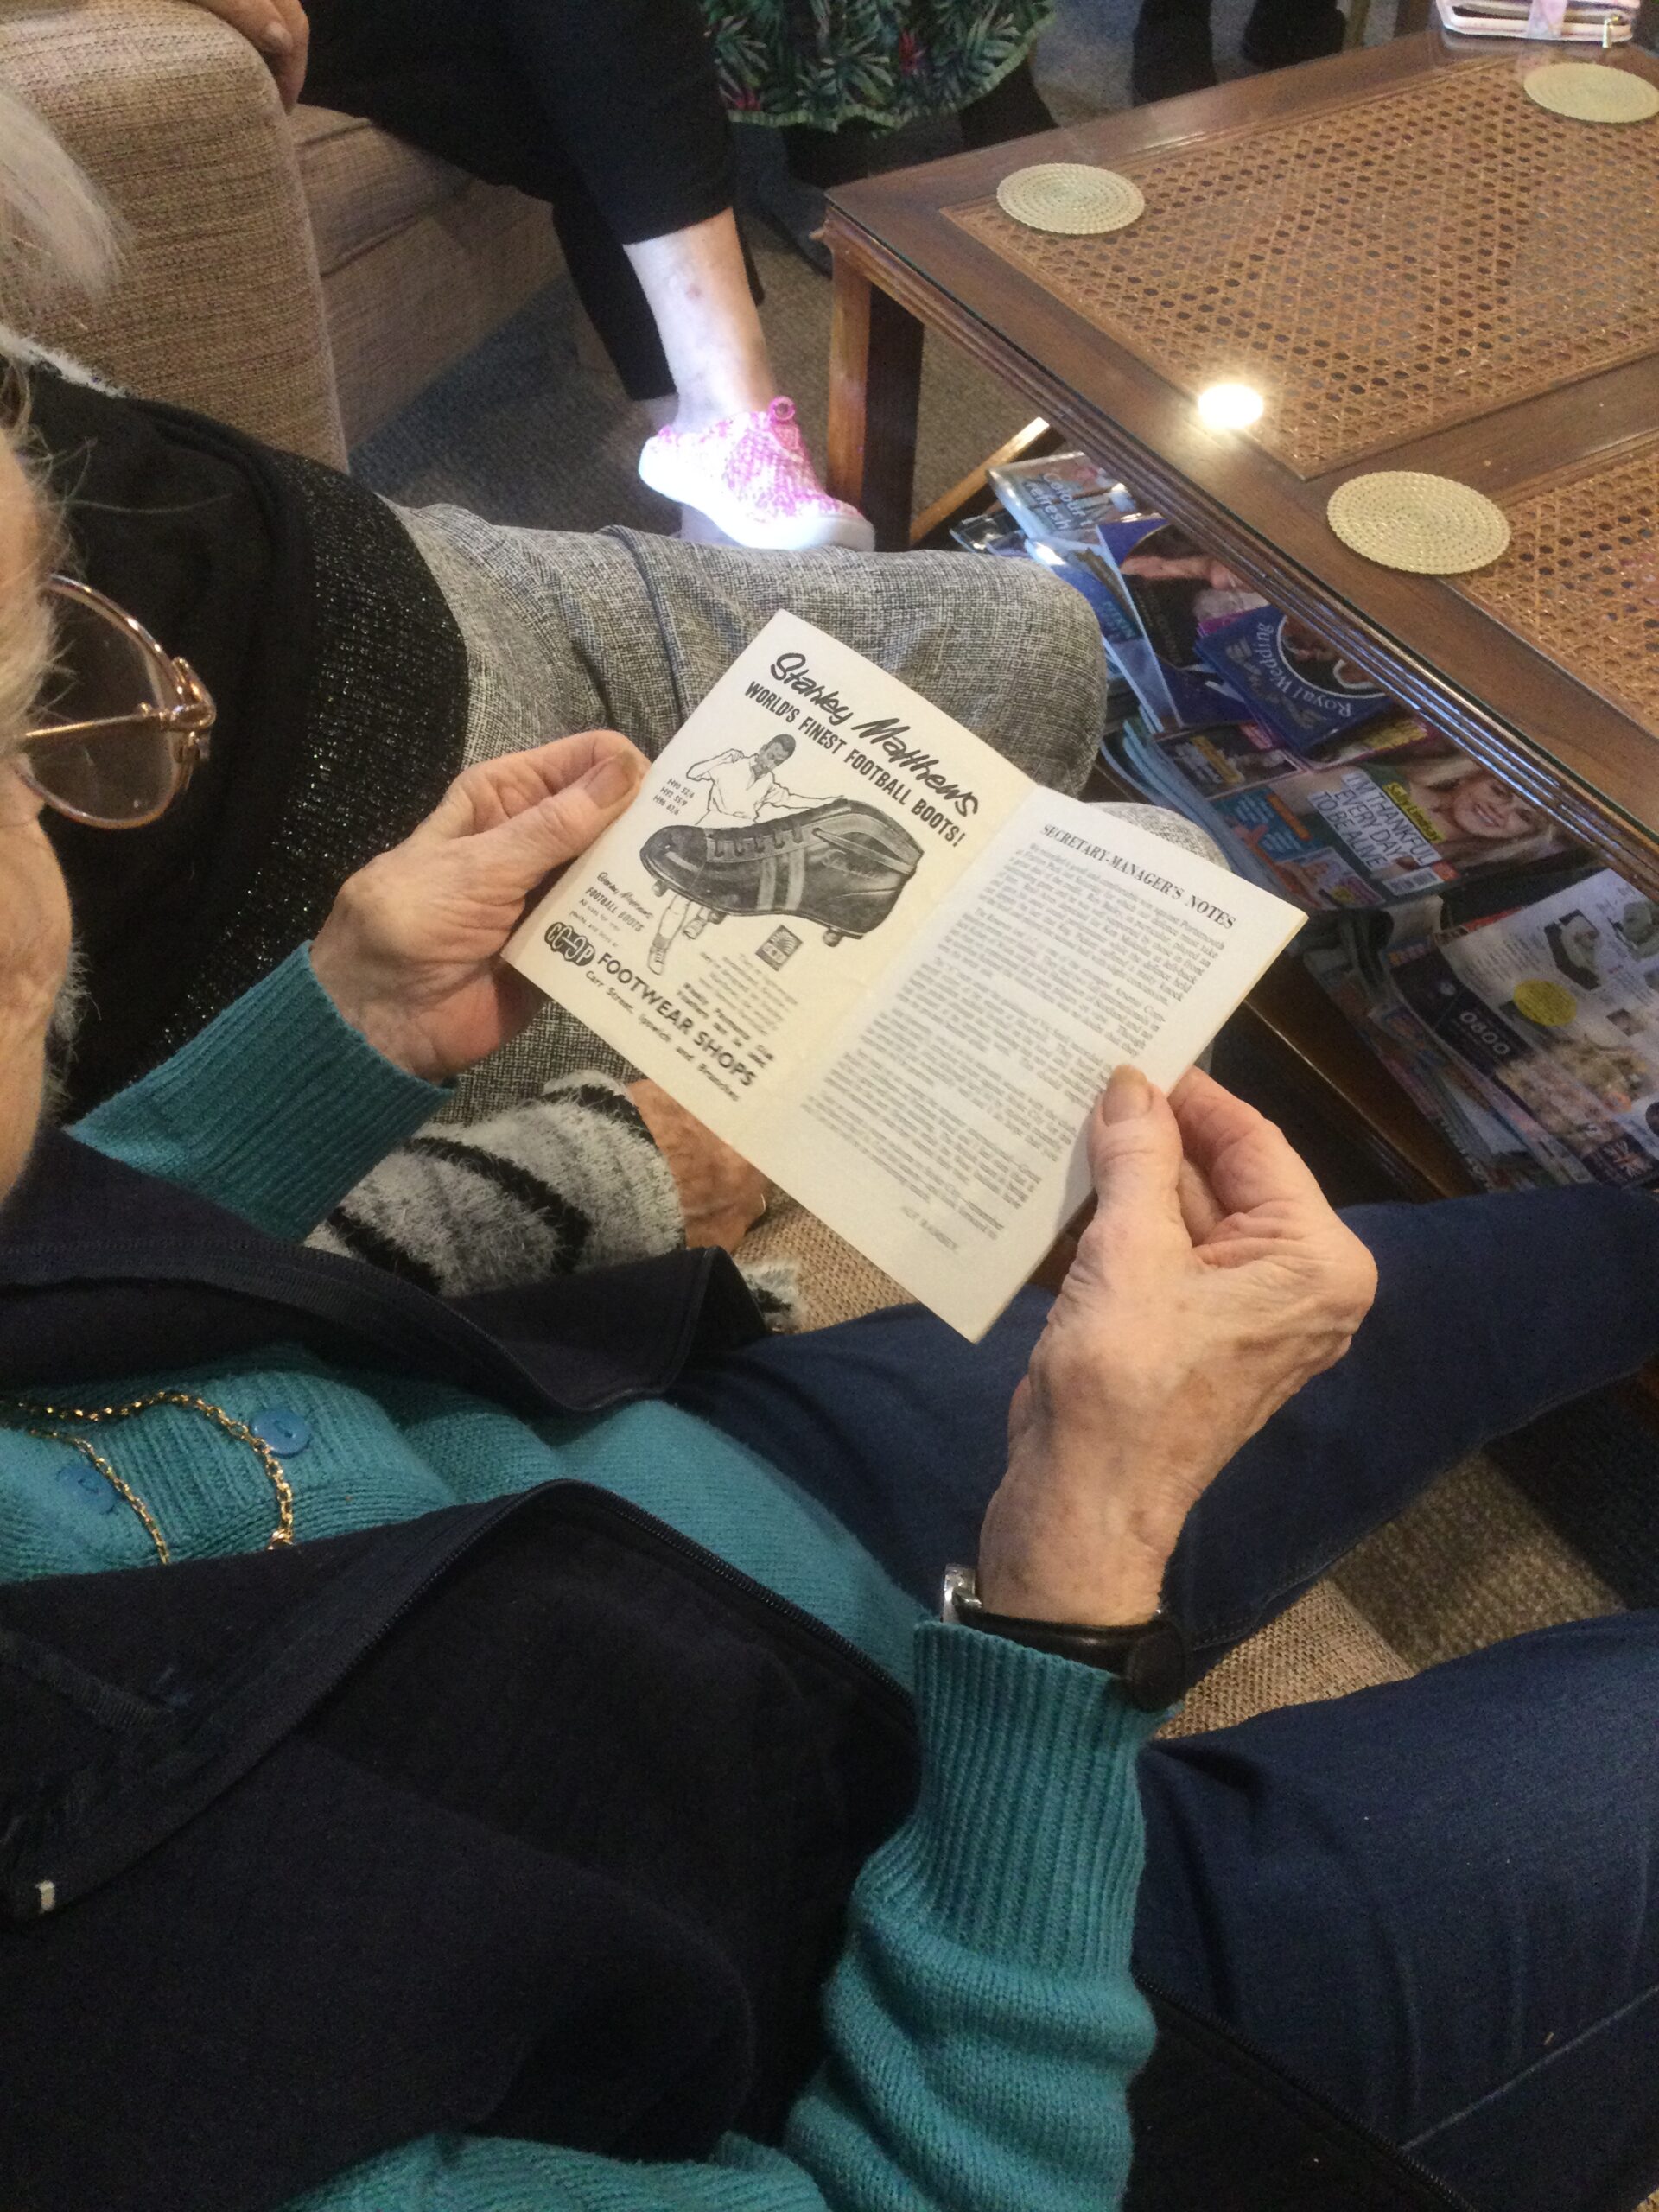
641, 800, 925, 946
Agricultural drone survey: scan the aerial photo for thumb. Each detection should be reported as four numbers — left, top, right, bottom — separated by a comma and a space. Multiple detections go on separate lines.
486, 752, 642, 887
1084, 1066, 1187, 1246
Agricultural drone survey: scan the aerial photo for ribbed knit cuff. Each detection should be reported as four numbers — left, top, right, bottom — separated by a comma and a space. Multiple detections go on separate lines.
74, 948, 446, 1243
868, 1622, 1164, 1978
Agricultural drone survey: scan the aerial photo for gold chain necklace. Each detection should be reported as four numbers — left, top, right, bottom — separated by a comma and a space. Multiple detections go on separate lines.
0, 1391, 297, 1565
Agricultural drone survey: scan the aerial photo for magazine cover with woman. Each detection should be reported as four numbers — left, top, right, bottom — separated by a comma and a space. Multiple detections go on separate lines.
1206, 728, 1579, 908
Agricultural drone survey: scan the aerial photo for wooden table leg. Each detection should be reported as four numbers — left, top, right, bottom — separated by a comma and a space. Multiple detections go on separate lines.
827, 257, 925, 551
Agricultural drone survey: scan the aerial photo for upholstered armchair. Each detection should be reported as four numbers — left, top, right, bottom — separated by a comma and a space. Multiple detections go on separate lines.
2, 0, 558, 464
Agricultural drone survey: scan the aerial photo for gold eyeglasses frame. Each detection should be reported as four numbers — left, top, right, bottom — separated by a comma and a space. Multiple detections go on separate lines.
18, 575, 216, 830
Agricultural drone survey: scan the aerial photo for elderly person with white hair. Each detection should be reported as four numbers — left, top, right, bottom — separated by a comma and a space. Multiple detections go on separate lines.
3, 87, 1659, 2212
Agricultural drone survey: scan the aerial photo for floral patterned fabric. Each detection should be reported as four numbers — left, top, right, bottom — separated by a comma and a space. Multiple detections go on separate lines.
701, 0, 1053, 131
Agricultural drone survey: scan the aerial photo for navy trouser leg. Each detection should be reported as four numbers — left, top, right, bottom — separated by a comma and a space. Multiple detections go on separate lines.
675, 1185, 1659, 2212
1161, 1184, 1659, 1664
675, 1187, 1659, 1645
1134, 1617, 1659, 2212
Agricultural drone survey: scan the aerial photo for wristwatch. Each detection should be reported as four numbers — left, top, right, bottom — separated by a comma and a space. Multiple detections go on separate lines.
941, 1565, 1191, 1712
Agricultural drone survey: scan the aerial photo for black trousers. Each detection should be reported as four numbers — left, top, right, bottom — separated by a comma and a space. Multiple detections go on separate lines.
304, 0, 741, 401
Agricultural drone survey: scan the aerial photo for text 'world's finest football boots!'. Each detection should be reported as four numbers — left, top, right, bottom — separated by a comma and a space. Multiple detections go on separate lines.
642, 800, 925, 945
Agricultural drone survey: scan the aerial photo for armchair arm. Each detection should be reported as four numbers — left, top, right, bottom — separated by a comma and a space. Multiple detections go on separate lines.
0, 0, 346, 465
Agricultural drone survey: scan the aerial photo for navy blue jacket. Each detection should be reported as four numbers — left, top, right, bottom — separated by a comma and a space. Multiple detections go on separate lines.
0, 1132, 1466, 2212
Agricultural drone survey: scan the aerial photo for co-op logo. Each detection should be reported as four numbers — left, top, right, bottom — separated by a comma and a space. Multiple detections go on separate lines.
543, 921, 595, 968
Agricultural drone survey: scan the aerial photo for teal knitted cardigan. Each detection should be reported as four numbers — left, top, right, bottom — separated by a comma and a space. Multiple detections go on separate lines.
12, 949, 1160, 2212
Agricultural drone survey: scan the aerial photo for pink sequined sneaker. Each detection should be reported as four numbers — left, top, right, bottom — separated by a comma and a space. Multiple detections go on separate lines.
639, 397, 874, 551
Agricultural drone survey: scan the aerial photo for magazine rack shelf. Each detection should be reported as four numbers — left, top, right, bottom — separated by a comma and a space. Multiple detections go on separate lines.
1245, 955, 1659, 1421
1242, 960, 1471, 1198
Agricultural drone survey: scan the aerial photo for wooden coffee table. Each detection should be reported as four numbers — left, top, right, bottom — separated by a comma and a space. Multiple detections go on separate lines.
823, 31, 1659, 919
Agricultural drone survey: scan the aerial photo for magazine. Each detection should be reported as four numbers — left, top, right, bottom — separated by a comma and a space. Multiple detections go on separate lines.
1193, 603, 1393, 750
950, 505, 1029, 557
1304, 916, 1594, 1192
1304, 868, 1659, 1193
1022, 537, 1148, 657
1206, 740, 1573, 908
1389, 870, 1659, 1188
949, 505, 1138, 739
1157, 719, 1307, 798
1151, 713, 1440, 800
1112, 715, 1584, 912
1096, 514, 1259, 732
505, 613, 1303, 1338
987, 452, 1130, 550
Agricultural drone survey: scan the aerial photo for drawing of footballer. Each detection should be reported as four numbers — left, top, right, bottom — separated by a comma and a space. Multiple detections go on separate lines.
643, 732, 924, 974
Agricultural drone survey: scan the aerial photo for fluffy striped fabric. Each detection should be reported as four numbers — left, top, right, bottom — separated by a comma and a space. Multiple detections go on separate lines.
305, 1073, 684, 1299
306, 1072, 802, 1326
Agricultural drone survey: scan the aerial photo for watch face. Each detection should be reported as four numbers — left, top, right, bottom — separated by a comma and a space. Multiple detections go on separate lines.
940, 1565, 978, 1624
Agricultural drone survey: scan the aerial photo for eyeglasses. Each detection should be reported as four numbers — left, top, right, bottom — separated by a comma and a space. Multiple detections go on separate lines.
16, 577, 215, 830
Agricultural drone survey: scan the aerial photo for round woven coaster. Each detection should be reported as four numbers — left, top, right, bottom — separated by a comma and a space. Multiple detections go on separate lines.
995, 163, 1146, 235
1326, 472, 1511, 575
1523, 62, 1659, 124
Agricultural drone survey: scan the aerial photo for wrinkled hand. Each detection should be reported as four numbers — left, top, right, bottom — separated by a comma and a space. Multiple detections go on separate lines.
311, 734, 646, 1083
187, 0, 310, 105
977, 1065, 1376, 1627
627, 1080, 770, 1252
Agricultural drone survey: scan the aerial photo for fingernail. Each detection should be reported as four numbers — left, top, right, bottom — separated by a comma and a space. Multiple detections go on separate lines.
582, 755, 638, 808
258, 18, 293, 52
1100, 1065, 1152, 1121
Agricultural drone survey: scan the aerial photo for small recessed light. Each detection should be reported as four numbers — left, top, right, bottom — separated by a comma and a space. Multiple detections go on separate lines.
1197, 382, 1265, 430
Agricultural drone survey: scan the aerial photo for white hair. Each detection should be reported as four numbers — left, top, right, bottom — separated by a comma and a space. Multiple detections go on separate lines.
0, 87, 118, 756
0, 463, 53, 757
0, 84, 118, 333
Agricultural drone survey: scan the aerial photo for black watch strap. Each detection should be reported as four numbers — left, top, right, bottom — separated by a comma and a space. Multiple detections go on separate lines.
941, 1567, 1191, 1712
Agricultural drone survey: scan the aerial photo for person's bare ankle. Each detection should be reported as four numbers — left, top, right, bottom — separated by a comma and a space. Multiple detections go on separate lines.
669, 378, 776, 436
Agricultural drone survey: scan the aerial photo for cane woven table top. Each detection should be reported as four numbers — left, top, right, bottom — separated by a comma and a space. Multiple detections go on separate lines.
950, 56, 1659, 478
825, 37, 1659, 891
1456, 440, 1659, 736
